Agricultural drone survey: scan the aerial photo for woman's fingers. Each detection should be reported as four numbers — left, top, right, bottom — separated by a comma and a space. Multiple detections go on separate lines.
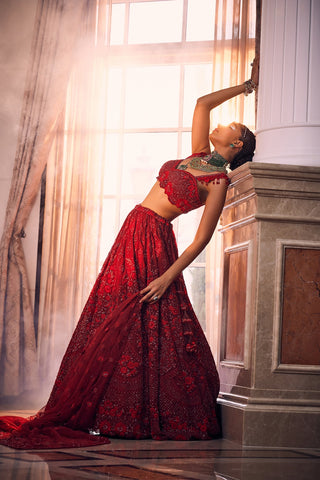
140, 276, 168, 303
250, 56, 259, 85
139, 292, 160, 303
139, 286, 161, 303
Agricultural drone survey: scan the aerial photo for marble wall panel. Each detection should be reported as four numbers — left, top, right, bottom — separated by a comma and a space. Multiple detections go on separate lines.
243, 407, 320, 448
281, 247, 320, 365
218, 162, 320, 447
251, 225, 320, 389
223, 248, 248, 363
221, 163, 320, 391
222, 195, 256, 227
218, 222, 257, 391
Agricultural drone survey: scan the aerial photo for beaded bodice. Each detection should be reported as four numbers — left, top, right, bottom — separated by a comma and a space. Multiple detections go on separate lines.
157, 154, 230, 214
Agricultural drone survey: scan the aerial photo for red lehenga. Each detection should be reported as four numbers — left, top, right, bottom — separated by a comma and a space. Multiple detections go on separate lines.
0, 204, 220, 449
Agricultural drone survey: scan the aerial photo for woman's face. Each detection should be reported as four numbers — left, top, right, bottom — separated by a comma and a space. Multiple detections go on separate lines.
209, 122, 242, 147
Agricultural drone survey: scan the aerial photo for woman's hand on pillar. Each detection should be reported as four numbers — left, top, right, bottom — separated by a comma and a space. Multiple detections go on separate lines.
251, 56, 259, 87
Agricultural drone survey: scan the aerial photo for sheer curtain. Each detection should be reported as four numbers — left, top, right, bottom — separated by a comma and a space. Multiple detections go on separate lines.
212, 0, 256, 126
37, 58, 106, 387
0, 0, 95, 397
207, 0, 256, 355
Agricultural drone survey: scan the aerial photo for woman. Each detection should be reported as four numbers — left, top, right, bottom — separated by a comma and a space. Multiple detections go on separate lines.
0, 63, 258, 449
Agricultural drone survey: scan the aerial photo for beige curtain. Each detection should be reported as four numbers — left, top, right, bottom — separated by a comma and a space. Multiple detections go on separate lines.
207, 0, 256, 356
0, 0, 95, 397
212, 0, 256, 126
37, 58, 106, 387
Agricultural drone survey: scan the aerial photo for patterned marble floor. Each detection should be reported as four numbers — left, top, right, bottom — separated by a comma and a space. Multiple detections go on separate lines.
0, 411, 319, 480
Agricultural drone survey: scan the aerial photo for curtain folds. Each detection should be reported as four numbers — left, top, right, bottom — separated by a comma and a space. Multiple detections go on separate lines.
206, 0, 256, 355
0, 0, 95, 396
212, 0, 256, 127
37, 59, 106, 387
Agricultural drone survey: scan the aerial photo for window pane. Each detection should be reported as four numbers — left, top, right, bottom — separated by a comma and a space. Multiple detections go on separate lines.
120, 199, 140, 226
128, 0, 183, 44
65, 62, 108, 132
103, 134, 121, 195
176, 206, 206, 263
110, 4, 126, 45
121, 132, 178, 196
100, 199, 117, 265
124, 66, 180, 128
106, 68, 123, 128
183, 64, 213, 127
181, 132, 192, 158
186, 0, 215, 41
184, 266, 206, 332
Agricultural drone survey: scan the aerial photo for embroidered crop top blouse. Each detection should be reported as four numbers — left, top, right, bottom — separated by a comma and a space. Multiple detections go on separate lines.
157, 153, 230, 214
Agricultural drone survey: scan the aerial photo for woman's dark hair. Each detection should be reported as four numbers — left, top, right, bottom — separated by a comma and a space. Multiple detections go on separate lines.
229, 124, 256, 171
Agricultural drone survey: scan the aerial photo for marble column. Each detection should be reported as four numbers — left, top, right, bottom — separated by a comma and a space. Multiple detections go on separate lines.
216, 0, 320, 447
254, 0, 320, 167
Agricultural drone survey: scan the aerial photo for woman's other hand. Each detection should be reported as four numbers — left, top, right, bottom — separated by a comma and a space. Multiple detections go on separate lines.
139, 275, 171, 303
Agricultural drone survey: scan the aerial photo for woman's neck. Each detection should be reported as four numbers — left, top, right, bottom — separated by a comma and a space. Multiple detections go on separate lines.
213, 147, 233, 163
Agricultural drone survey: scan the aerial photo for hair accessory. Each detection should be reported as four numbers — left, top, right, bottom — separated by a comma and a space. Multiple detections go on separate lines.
243, 79, 257, 96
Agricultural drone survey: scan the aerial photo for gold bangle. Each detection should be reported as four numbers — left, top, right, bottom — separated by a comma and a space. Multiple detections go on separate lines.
243, 79, 257, 96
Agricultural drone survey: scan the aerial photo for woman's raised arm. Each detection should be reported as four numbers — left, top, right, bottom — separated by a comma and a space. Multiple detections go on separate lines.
191, 56, 259, 154
191, 84, 246, 154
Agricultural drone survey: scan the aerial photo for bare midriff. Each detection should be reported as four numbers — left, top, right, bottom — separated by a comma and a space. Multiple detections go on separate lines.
140, 181, 182, 221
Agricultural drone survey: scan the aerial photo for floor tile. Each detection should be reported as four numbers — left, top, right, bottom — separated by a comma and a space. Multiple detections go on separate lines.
0, 410, 319, 479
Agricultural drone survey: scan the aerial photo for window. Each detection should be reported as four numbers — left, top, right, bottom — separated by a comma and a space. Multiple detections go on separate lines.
63, 0, 256, 336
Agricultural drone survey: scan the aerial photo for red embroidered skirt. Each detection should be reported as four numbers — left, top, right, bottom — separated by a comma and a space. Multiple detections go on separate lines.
0, 205, 220, 449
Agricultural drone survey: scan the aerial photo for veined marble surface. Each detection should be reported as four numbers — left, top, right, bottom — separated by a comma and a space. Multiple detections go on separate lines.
0, 410, 319, 480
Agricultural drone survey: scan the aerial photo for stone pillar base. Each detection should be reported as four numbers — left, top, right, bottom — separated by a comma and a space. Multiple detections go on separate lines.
217, 162, 320, 448
219, 396, 320, 448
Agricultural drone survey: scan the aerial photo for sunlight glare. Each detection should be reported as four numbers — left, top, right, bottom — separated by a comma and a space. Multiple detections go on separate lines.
128, 0, 183, 44
106, 68, 123, 128
186, 0, 215, 41
183, 64, 213, 126
121, 132, 178, 196
110, 4, 125, 45
124, 66, 180, 128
